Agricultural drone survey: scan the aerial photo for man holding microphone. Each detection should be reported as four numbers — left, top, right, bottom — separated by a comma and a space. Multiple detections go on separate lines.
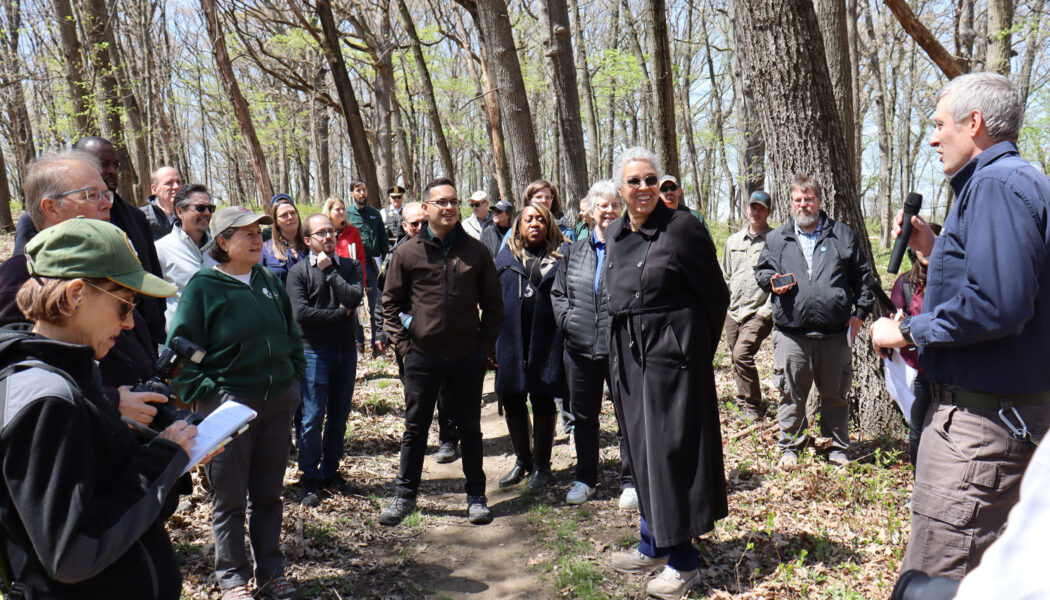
871, 72, 1050, 580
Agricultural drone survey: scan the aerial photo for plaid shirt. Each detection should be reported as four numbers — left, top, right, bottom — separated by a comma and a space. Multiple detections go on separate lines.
795, 217, 825, 275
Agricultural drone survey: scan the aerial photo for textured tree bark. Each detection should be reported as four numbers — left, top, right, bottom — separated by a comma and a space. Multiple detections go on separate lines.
954, 0, 976, 72
882, 0, 964, 78
0, 140, 13, 231
646, 0, 679, 177
737, 0, 901, 439
309, 0, 382, 209
1016, 0, 1046, 112
109, 25, 151, 204
473, 0, 542, 200
985, 0, 1015, 75
1, 0, 36, 192
53, 0, 94, 135
543, 0, 588, 222
569, 0, 600, 182
314, 99, 331, 201
396, 0, 455, 181
814, 0, 857, 186
201, 0, 274, 208
731, 3, 765, 222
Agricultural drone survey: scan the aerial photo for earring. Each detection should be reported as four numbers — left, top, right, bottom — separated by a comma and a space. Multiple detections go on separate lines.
75, 305, 80, 311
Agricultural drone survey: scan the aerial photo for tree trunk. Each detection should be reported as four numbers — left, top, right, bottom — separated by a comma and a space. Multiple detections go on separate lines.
737, 0, 900, 440
53, 0, 94, 135
396, 0, 455, 181
543, 0, 588, 222
814, 0, 857, 185
109, 24, 151, 203
1016, 0, 1046, 112
200, 0, 274, 208
731, 2, 765, 222
985, 0, 1015, 75
314, 99, 331, 201
646, 0, 679, 177
570, 0, 600, 182
954, 0, 977, 72
863, 5, 895, 249
310, 0, 382, 208
473, 0, 542, 200
2, 0, 37, 190
0, 141, 14, 231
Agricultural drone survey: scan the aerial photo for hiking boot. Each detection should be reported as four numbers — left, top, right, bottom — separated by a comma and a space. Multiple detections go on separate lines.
565, 481, 596, 505
378, 497, 416, 526
434, 441, 459, 464
646, 566, 700, 600
467, 495, 493, 525
610, 548, 669, 574
618, 486, 639, 510
220, 585, 253, 600
827, 449, 850, 467
527, 468, 553, 490
257, 575, 299, 600
778, 449, 799, 468
298, 478, 321, 508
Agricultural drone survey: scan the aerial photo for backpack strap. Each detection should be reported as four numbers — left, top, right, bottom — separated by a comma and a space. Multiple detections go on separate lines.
0, 360, 82, 427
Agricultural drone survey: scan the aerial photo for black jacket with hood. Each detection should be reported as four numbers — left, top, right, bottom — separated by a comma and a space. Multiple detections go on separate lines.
0, 327, 187, 599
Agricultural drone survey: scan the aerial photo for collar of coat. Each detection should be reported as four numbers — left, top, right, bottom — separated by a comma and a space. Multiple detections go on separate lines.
611, 199, 674, 241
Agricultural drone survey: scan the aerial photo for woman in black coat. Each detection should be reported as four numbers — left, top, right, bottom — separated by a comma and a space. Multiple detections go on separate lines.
605, 148, 730, 600
494, 203, 567, 490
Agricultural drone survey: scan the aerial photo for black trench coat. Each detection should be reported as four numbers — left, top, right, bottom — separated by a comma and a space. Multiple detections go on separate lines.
605, 200, 730, 547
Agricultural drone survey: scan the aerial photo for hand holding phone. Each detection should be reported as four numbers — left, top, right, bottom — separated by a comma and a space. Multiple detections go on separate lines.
770, 273, 797, 294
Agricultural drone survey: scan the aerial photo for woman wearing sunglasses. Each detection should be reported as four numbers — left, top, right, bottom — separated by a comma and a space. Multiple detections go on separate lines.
0, 217, 195, 598
605, 147, 729, 600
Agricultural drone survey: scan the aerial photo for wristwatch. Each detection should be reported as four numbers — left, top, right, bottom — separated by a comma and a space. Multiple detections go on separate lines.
899, 316, 915, 346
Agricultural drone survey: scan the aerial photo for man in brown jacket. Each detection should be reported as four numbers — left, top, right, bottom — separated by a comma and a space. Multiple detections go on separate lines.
378, 177, 504, 527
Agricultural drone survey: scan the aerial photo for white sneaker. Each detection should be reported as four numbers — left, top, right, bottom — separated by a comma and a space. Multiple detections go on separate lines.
619, 486, 639, 510
646, 565, 700, 600
565, 481, 596, 505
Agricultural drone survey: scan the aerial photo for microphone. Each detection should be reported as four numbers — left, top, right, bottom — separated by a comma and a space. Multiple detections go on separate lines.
888, 192, 923, 274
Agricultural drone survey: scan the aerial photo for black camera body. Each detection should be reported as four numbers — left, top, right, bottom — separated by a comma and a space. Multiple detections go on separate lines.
133, 336, 207, 433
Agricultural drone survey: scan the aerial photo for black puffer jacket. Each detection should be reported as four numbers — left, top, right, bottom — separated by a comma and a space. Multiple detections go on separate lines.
0, 329, 187, 599
754, 212, 874, 335
551, 234, 610, 360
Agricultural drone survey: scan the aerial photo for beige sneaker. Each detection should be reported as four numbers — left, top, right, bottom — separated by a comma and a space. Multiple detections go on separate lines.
646, 566, 700, 599
610, 548, 669, 574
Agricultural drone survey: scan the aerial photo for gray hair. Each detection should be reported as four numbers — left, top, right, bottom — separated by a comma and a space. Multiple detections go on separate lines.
23, 150, 100, 229
582, 180, 618, 214
936, 72, 1023, 141
612, 147, 663, 192
402, 201, 424, 219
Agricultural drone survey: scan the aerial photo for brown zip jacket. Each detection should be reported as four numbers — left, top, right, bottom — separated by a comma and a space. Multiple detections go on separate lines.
381, 223, 504, 360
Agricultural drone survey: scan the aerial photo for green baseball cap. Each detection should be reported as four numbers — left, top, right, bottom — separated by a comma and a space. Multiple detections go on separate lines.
25, 217, 177, 298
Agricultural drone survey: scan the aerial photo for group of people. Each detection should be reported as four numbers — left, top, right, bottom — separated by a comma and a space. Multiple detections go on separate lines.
0, 70, 1047, 600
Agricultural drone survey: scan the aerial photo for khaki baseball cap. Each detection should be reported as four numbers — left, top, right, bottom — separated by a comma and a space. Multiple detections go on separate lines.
25, 217, 176, 298
209, 206, 274, 238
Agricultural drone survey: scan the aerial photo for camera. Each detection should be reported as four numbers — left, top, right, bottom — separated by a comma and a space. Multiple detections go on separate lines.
133, 336, 207, 433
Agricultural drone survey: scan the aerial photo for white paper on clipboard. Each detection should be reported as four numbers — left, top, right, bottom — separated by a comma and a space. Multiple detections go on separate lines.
884, 353, 918, 424
183, 400, 257, 473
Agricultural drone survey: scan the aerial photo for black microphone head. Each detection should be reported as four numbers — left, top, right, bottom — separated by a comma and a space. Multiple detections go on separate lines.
903, 192, 923, 214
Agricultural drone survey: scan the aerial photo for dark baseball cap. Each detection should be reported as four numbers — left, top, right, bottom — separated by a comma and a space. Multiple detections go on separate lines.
749, 191, 772, 209
492, 200, 514, 213
25, 217, 177, 298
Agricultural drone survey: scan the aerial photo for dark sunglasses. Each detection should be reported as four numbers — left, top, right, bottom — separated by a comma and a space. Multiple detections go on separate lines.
188, 204, 217, 213
660, 183, 679, 192
407, 220, 428, 228
625, 175, 659, 189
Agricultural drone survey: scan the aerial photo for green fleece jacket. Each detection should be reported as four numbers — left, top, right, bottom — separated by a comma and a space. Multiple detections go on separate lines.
167, 264, 305, 405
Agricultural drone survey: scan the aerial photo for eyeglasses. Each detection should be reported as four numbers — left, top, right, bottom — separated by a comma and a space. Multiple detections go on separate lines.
427, 199, 460, 208
86, 281, 137, 321
624, 175, 659, 189
56, 186, 113, 205
187, 204, 217, 213
407, 220, 427, 228
660, 183, 679, 193
390, 194, 403, 200
309, 228, 336, 239
470, 201, 488, 208
594, 202, 622, 212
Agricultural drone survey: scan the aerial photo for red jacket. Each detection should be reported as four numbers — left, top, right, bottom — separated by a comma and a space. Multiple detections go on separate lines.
335, 223, 367, 286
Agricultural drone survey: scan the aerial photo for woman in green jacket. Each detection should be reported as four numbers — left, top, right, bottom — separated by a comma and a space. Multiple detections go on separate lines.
167, 207, 305, 600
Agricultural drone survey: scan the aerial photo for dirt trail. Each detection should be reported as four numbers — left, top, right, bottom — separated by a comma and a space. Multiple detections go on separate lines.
403, 378, 556, 600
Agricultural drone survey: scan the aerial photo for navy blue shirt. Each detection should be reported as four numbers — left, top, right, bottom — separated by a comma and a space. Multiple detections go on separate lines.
913, 141, 1050, 394
592, 230, 606, 297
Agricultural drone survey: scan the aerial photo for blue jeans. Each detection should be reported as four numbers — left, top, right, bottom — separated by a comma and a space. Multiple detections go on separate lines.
638, 514, 699, 571
298, 346, 357, 480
